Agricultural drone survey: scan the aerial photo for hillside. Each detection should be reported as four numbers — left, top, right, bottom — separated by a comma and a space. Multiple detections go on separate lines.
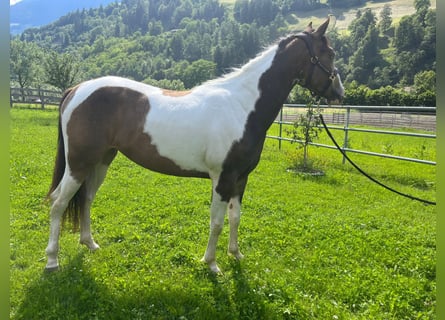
11, 0, 435, 105
10, 0, 116, 34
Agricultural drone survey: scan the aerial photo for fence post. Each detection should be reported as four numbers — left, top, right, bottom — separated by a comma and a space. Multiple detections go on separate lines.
38, 86, 45, 109
20, 87, 25, 103
278, 107, 283, 150
342, 106, 351, 164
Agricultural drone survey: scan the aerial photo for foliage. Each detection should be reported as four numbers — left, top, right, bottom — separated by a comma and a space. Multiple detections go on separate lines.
10, 0, 436, 103
10, 108, 435, 319
343, 81, 435, 106
286, 82, 435, 106
44, 52, 82, 91
330, 2, 435, 92
10, 39, 44, 88
378, 4, 393, 35
142, 78, 186, 91
413, 70, 435, 95
286, 102, 323, 171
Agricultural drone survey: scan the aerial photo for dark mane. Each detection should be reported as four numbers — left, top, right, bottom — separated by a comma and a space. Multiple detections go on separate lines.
278, 35, 298, 49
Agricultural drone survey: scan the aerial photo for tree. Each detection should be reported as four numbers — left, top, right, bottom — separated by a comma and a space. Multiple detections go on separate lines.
414, 0, 430, 26
347, 24, 382, 87
44, 52, 81, 91
169, 32, 185, 61
394, 10, 435, 84
348, 9, 376, 52
394, 16, 423, 52
287, 102, 323, 172
10, 39, 43, 88
182, 59, 216, 88
413, 70, 435, 95
378, 4, 392, 35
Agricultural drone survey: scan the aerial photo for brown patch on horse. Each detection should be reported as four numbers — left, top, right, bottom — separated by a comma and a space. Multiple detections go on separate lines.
215, 35, 317, 202
162, 89, 192, 97
66, 86, 208, 183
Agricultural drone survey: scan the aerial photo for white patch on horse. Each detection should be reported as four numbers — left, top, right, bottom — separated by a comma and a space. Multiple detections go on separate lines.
144, 46, 277, 173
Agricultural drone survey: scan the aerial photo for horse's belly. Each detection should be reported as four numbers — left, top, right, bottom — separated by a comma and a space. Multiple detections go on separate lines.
143, 107, 245, 176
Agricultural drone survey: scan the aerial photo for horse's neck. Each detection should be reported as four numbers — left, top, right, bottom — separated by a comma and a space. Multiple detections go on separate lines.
215, 46, 277, 96
211, 45, 298, 132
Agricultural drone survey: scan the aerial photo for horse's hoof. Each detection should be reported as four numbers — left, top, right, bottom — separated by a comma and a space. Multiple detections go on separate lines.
200, 257, 222, 274
229, 250, 244, 260
44, 265, 59, 273
209, 263, 222, 274
89, 244, 100, 252
80, 240, 100, 251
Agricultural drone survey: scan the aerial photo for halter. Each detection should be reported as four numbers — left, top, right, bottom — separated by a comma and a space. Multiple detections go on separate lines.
294, 32, 338, 98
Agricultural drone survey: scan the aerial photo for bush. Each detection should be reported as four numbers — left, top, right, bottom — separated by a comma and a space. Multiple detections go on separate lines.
343, 83, 435, 106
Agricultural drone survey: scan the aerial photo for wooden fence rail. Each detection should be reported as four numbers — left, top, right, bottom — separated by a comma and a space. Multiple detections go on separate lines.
10, 87, 62, 108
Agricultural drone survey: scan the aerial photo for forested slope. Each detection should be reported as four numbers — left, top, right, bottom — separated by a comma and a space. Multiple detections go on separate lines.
10, 0, 436, 105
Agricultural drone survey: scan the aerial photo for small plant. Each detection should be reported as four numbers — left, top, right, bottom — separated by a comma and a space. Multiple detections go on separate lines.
413, 140, 428, 159
286, 101, 323, 173
382, 141, 394, 154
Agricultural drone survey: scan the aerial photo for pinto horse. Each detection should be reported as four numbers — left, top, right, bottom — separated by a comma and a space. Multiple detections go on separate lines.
45, 17, 344, 273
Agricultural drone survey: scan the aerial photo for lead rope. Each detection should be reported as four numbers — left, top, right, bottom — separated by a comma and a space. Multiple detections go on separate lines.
318, 113, 436, 206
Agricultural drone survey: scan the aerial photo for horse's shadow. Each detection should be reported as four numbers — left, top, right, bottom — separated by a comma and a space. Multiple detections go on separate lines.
14, 252, 106, 320
207, 260, 268, 319
15, 254, 269, 319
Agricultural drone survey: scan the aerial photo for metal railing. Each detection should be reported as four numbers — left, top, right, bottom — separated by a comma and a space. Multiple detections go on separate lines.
10, 89, 436, 166
267, 104, 436, 166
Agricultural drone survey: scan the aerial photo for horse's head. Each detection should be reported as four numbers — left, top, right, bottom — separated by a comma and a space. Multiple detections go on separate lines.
279, 17, 344, 104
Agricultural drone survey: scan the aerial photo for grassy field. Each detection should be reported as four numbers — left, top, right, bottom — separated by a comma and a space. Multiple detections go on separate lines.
10, 108, 435, 319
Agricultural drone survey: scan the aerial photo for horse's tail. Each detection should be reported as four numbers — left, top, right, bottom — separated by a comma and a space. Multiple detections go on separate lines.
47, 87, 84, 231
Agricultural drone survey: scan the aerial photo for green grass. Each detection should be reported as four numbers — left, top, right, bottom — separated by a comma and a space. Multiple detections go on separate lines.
10, 108, 435, 319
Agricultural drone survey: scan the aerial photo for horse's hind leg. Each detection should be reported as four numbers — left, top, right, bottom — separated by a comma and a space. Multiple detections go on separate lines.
80, 150, 116, 251
45, 174, 82, 271
79, 165, 106, 251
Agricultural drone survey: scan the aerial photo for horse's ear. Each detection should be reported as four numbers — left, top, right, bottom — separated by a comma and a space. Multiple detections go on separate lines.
304, 22, 314, 33
314, 17, 330, 37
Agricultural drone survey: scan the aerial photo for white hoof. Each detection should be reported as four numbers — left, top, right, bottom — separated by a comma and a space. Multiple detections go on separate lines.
209, 262, 222, 274
44, 260, 59, 272
229, 250, 244, 260
80, 240, 100, 251
201, 257, 222, 274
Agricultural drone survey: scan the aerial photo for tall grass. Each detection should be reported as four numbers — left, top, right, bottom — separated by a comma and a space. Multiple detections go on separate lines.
10, 108, 435, 319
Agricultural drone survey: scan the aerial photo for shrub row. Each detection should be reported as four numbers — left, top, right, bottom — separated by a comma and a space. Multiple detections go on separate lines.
343, 85, 435, 106
288, 84, 435, 107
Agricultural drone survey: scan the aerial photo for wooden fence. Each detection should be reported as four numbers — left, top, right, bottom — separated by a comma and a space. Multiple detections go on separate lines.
10, 87, 62, 108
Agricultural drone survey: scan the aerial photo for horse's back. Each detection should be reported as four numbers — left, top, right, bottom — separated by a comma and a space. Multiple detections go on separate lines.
61, 76, 254, 177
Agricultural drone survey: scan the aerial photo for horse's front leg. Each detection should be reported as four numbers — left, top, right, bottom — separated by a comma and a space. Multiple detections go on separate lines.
202, 190, 228, 273
228, 196, 244, 260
